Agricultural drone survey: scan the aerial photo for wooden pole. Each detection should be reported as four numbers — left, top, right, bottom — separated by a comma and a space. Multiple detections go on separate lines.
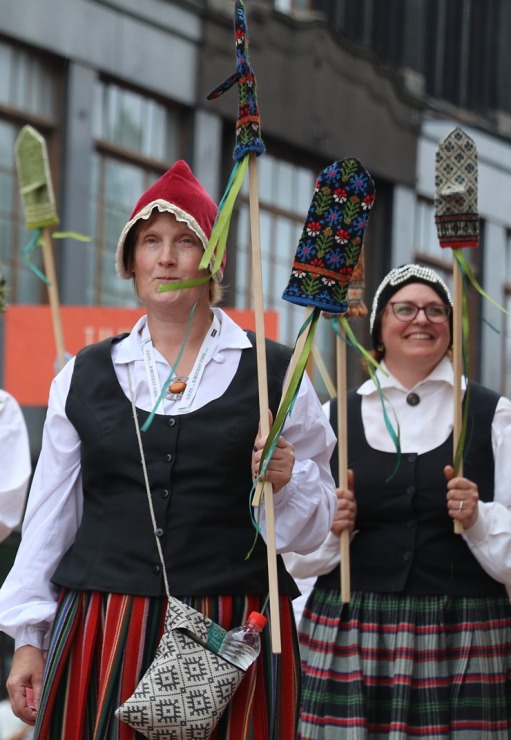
252, 304, 315, 511
312, 344, 337, 400
248, 152, 281, 653
452, 256, 463, 535
41, 227, 66, 371
336, 328, 351, 602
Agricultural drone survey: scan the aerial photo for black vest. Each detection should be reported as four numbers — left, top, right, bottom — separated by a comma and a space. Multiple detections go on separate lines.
317, 383, 506, 597
52, 332, 298, 599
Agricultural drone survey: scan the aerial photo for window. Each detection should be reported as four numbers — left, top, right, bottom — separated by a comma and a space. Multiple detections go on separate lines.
89, 81, 184, 305
0, 41, 56, 118
312, 0, 511, 119
0, 41, 58, 305
273, 0, 313, 10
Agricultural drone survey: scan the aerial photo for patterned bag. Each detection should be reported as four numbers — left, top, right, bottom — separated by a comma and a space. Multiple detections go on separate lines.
117, 373, 245, 739
116, 596, 244, 739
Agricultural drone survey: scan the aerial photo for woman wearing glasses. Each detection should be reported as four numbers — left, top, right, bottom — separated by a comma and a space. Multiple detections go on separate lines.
288, 264, 511, 739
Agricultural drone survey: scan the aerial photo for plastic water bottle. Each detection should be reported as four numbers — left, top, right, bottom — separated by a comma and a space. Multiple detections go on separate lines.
217, 611, 268, 670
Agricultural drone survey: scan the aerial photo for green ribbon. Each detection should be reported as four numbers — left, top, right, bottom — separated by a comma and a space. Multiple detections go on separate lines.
52, 231, 92, 243
450, 248, 507, 474
454, 249, 509, 315
332, 316, 400, 481
257, 309, 320, 479
157, 275, 211, 293
333, 316, 381, 373
22, 229, 48, 284
367, 365, 402, 482
200, 156, 249, 276
141, 298, 200, 432
245, 309, 320, 559
22, 229, 91, 285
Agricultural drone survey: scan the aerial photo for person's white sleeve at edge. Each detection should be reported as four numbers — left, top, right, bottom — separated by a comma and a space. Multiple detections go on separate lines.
0, 390, 31, 543
463, 395, 511, 596
0, 360, 81, 652
257, 373, 337, 554
284, 531, 341, 580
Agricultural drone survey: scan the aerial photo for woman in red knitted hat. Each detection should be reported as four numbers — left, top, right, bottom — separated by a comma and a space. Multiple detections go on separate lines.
0, 161, 337, 739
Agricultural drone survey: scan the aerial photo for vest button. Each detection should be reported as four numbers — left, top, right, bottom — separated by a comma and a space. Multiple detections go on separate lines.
153, 564, 161, 574
167, 417, 176, 427
406, 519, 416, 528
155, 528, 164, 538
406, 392, 420, 407
162, 489, 169, 499
407, 453, 417, 463
406, 485, 415, 495
165, 453, 172, 463
403, 550, 412, 561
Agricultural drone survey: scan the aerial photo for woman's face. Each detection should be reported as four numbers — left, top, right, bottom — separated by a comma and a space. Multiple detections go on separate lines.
132, 211, 209, 312
379, 283, 451, 375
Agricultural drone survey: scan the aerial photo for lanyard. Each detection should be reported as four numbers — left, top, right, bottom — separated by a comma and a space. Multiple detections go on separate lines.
141, 313, 220, 414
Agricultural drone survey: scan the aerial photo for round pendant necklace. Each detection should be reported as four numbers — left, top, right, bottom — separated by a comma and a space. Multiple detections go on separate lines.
166, 376, 188, 400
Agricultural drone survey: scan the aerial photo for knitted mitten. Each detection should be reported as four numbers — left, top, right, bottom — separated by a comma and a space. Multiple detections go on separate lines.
207, 0, 265, 160
282, 158, 375, 314
15, 125, 59, 230
435, 127, 479, 249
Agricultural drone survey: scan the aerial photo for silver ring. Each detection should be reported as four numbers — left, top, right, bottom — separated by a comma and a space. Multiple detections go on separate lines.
459, 500, 464, 512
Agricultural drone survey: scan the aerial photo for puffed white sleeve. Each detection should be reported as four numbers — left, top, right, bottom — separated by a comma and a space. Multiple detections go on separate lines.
257, 373, 337, 554
279, 398, 345, 579
463, 395, 511, 595
0, 359, 83, 650
0, 390, 31, 543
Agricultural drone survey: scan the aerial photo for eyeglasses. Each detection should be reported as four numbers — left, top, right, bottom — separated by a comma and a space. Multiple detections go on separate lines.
389, 301, 451, 324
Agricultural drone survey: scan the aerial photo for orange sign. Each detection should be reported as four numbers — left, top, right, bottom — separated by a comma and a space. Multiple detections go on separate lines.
4, 306, 279, 406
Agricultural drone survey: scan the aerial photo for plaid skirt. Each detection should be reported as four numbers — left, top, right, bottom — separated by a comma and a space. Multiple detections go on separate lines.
33, 590, 300, 740
298, 588, 511, 740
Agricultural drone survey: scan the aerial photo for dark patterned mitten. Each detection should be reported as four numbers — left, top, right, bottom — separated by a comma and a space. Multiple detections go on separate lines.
435, 127, 479, 248
282, 159, 375, 314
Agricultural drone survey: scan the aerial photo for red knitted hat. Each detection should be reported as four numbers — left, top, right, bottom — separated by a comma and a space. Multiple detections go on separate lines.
115, 160, 224, 281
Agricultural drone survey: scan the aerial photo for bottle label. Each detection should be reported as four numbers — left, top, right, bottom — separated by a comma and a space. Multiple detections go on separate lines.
206, 622, 227, 654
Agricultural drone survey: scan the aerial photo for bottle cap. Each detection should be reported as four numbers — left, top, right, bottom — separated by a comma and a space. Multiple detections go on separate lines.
247, 611, 267, 629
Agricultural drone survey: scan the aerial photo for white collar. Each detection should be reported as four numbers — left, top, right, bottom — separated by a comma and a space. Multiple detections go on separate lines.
358, 356, 465, 396
113, 308, 252, 366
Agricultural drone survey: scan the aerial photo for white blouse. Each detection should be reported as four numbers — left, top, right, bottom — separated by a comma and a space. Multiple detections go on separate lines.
0, 389, 31, 543
0, 309, 337, 649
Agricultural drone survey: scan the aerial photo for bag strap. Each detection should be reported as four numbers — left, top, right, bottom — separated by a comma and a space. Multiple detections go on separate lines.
127, 365, 174, 602
127, 365, 271, 627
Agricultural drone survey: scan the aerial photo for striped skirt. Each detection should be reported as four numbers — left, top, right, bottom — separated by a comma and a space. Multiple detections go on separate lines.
298, 588, 511, 740
34, 590, 300, 740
